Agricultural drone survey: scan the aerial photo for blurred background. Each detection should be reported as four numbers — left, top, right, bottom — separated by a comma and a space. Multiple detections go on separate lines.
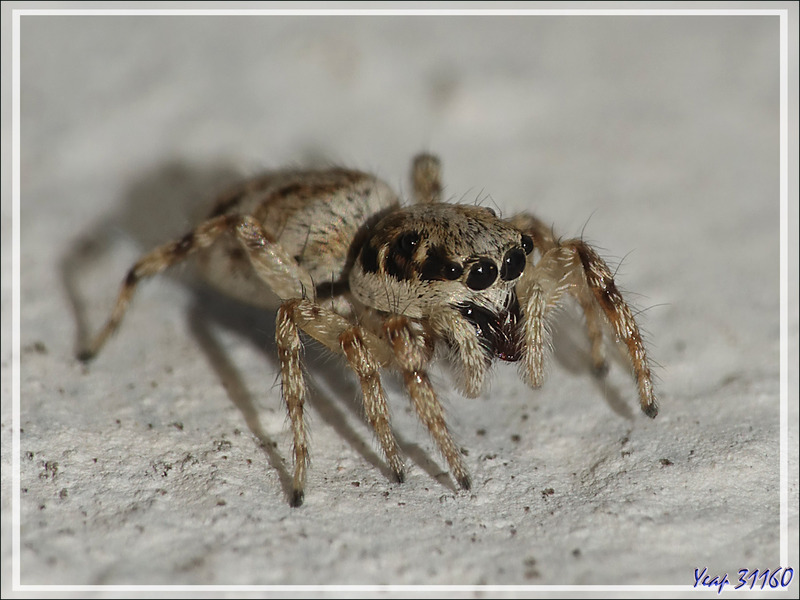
3, 7, 796, 589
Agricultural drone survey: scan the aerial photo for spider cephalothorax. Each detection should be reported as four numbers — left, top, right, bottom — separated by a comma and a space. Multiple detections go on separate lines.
81, 153, 658, 507
351, 203, 533, 364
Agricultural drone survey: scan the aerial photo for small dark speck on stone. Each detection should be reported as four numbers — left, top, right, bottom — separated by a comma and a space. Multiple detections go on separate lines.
525, 568, 540, 580
476, 428, 486, 436
511, 434, 521, 443
523, 556, 539, 579
572, 548, 581, 558
541, 488, 554, 497
24, 341, 48, 354
351, 481, 360, 487
660, 458, 674, 466
214, 440, 232, 452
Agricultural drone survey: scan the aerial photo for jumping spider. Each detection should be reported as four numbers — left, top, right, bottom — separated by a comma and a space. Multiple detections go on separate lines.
80, 153, 658, 506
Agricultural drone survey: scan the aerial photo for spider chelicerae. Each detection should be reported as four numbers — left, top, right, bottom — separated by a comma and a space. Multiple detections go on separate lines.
81, 153, 658, 506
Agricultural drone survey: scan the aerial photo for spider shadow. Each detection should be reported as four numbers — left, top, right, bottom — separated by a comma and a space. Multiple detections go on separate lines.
186, 289, 456, 494
549, 307, 636, 420
63, 159, 453, 503
61, 161, 244, 356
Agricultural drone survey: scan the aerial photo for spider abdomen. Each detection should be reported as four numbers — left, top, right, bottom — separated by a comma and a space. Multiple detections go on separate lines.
198, 168, 400, 306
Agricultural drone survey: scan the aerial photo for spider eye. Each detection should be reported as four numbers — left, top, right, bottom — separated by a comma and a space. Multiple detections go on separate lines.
521, 234, 534, 255
444, 262, 464, 280
466, 258, 498, 290
500, 248, 526, 281
397, 231, 420, 256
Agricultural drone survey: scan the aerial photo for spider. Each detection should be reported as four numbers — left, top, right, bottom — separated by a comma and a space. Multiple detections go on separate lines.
80, 153, 658, 507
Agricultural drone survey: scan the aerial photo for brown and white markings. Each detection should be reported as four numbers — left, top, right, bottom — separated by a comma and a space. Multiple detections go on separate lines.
80, 153, 658, 507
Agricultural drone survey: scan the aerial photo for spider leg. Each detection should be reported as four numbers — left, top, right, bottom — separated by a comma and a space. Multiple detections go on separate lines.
509, 213, 608, 374
382, 315, 471, 491
575, 287, 610, 376
511, 215, 658, 417
514, 250, 569, 389
428, 306, 490, 398
411, 153, 442, 204
568, 240, 658, 418
340, 327, 406, 483
277, 298, 405, 506
275, 301, 309, 507
79, 214, 312, 361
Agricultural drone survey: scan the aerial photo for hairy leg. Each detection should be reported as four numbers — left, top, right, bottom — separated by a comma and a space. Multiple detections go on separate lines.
515, 236, 658, 418
411, 153, 443, 204
570, 240, 658, 417
428, 306, 490, 398
277, 298, 404, 506
509, 212, 608, 373
382, 315, 471, 490
80, 214, 311, 360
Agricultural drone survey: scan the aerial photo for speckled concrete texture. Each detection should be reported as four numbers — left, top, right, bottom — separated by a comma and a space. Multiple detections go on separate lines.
2, 8, 798, 594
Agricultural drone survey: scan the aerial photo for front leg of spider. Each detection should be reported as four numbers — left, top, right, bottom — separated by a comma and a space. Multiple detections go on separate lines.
510, 214, 658, 418
383, 315, 472, 490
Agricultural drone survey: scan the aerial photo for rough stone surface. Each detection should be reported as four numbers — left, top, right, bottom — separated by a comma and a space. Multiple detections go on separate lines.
2, 10, 798, 594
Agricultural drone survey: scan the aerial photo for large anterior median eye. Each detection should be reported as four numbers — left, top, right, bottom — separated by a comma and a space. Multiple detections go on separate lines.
500, 248, 526, 281
466, 258, 498, 290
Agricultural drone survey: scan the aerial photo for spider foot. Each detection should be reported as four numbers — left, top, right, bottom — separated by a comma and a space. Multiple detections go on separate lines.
393, 468, 406, 484
643, 402, 659, 419
77, 349, 96, 363
290, 488, 305, 508
592, 360, 610, 378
